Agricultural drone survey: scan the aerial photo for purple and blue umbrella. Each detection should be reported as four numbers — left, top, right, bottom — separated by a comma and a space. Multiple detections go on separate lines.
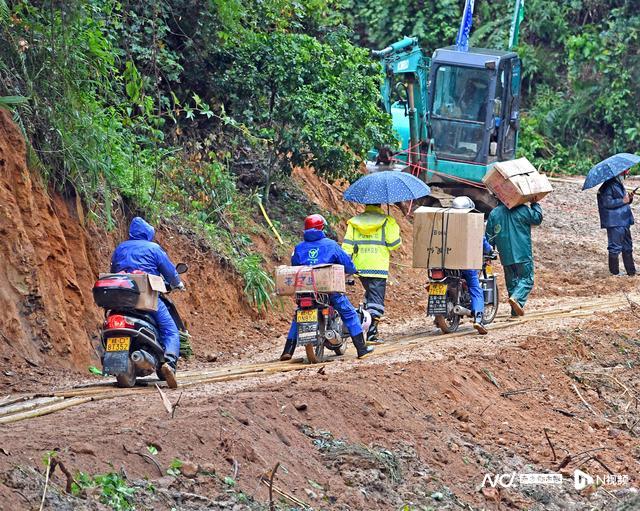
582, 153, 640, 190
343, 171, 431, 204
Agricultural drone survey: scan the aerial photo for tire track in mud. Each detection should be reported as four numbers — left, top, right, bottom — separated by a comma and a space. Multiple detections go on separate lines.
0, 294, 632, 425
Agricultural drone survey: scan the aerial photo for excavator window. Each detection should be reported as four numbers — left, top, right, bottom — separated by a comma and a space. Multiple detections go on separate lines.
432, 65, 489, 122
430, 65, 491, 162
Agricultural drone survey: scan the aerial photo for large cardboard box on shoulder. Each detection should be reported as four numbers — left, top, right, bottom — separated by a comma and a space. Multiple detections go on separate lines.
413, 207, 484, 269
97, 272, 167, 311
483, 157, 553, 209
275, 264, 346, 296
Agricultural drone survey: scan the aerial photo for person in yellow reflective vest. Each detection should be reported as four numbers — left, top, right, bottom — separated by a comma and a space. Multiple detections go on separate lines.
342, 204, 401, 344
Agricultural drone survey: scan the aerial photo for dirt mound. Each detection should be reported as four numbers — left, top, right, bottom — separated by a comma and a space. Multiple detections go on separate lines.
0, 109, 103, 373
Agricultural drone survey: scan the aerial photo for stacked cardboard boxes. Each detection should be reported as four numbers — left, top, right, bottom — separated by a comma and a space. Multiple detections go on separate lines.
412, 207, 485, 269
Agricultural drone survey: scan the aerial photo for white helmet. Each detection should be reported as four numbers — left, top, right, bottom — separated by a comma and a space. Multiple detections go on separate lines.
452, 196, 475, 209
360, 309, 372, 333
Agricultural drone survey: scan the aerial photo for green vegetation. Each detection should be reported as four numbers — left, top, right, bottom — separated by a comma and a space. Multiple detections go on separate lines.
72, 471, 136, 511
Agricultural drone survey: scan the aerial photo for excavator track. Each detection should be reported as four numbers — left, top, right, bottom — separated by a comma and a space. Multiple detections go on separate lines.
0, 294, 631, 425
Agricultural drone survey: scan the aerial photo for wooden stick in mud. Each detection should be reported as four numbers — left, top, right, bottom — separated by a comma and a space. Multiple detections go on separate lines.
571, 383, 598, 416
0, 397, 93, 425
267, 462, 280, 511
543, 428, 557, 461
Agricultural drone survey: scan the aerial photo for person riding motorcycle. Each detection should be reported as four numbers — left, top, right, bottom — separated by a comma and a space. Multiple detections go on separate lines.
280, 214, 374, 361
110, 217, 184, 388
452, 196, 492, 335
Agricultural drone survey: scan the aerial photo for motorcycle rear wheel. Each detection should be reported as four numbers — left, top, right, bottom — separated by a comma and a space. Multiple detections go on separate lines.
116, 364, 137, 388
305, 343, 325, 364
435, 313, 460, 334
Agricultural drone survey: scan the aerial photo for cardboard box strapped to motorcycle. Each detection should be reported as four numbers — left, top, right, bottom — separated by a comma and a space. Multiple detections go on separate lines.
482, 157, 553, 209
93, 272, 167, 312
275, 264, 346, 296
413, 207, 484, 270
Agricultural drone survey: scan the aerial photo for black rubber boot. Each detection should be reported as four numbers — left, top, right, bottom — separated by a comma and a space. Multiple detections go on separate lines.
280, 338, 297, 361
609, 253, 620, 275
622, 252, 636, 276
366, 318, 385, 345
472, 312, 488, 335
352, 333, 374, 358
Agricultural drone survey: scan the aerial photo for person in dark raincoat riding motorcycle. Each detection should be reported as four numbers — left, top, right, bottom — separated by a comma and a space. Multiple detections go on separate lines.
111, 217, 184, 388
280, 214, 374, 361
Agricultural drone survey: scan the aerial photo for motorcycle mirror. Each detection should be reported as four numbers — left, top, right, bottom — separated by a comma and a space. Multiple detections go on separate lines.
176, 263, 188, 274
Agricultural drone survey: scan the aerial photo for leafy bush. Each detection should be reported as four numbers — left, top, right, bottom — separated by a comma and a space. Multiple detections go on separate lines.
236, 254, 274, 312
71, 471, 136, 511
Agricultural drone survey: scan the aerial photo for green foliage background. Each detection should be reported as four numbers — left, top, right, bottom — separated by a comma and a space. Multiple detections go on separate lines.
0, 0, 639, 307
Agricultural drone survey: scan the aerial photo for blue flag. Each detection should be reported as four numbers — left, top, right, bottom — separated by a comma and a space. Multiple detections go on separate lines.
455, 0, 475, 52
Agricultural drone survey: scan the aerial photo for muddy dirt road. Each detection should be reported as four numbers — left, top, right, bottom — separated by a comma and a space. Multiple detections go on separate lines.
2, 178, 640, 510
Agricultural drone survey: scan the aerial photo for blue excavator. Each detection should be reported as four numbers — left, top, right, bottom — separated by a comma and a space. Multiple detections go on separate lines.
369, 0, 525, 211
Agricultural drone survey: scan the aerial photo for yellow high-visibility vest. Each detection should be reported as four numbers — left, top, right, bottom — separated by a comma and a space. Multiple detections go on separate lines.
342, 205, 401, 279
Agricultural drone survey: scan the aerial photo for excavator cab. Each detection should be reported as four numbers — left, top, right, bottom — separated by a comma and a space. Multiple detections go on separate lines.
429, 46, 521, 165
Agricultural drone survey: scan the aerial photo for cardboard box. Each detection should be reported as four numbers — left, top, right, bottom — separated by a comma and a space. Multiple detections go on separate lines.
98, 272, 167, 311
412, 207, 484, 269
275, 264, 346, 296
483, 157, 553, 209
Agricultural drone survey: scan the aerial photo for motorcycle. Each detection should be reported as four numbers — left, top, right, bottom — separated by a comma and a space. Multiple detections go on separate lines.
92, 263, 188, 387
294, 279, 370, 364
427, 254, 499, 334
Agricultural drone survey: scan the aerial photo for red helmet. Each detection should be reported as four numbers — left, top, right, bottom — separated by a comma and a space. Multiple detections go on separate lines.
304, 214, 327, 231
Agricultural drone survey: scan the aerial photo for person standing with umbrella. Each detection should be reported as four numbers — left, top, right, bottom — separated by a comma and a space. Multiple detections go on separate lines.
583, 153, 640, 276
342, 171, 430, 343
598, 172, 635, 276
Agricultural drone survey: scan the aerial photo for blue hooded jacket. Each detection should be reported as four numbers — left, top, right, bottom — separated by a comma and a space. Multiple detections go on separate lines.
111, 217, 181, 287
292, 229, 357, 274
597, 176, 634, 228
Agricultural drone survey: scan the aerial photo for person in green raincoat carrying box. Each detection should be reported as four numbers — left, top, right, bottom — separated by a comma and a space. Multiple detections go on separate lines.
485, 200, 543, 316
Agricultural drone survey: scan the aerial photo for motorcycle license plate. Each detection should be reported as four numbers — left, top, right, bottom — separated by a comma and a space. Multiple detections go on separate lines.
297, 309, 318, 323
429, 283, 447, 296
106, 337, 130, 352
485, 264, 494, 276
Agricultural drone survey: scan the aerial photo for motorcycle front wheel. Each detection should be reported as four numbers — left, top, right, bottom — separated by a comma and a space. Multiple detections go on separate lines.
482, 278, 499, 325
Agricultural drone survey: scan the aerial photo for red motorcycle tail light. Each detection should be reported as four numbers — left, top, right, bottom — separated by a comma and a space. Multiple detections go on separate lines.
94, 277, 134, 289
298, 297, 314, 308
429, 269, 445, 280
106, 314, 134, 330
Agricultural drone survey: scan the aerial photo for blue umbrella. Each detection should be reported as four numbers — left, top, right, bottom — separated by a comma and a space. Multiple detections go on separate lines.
344, 171, 431, 204
583, 153, 640, 190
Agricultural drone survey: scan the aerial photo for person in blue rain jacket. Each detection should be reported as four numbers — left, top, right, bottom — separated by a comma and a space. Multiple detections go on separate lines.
111, 217, 184, 386
280, 214, 373, 361
597, 172, 635, 276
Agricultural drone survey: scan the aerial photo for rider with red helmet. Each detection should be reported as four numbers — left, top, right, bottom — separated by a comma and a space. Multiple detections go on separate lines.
280, 214, 374, 360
